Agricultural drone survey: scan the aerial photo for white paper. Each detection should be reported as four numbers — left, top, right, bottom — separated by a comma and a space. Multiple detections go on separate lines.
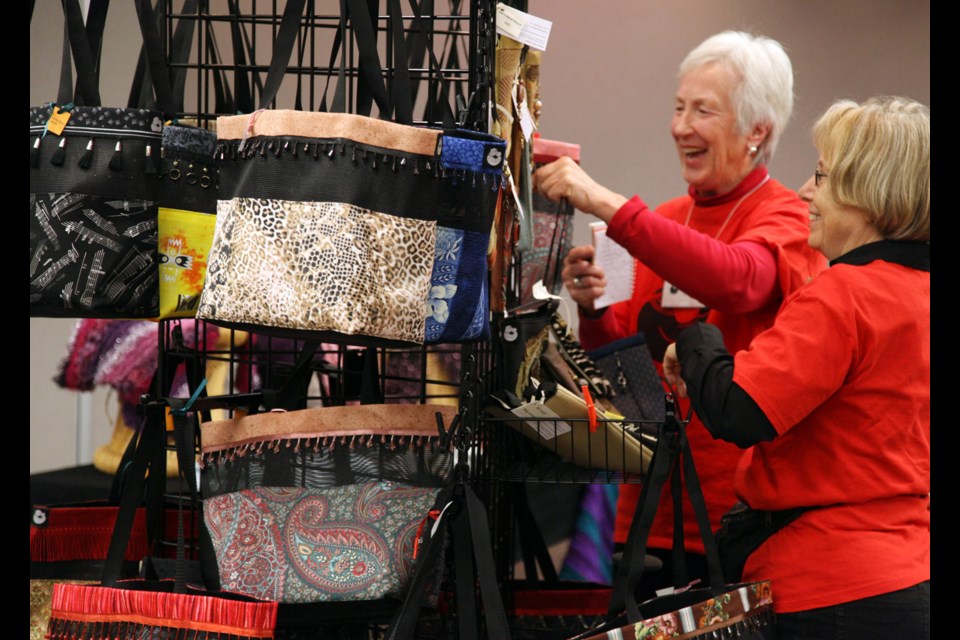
517, 96, 536, 142
590, 221, 634, 309
496, 4, 553, 51
511, 402, 572, 440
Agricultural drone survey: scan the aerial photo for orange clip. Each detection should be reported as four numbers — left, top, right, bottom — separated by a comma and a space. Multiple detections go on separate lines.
582, 385, 598, 433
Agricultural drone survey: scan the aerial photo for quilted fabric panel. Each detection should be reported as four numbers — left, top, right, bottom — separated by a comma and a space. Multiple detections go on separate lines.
204, 482, 440, 603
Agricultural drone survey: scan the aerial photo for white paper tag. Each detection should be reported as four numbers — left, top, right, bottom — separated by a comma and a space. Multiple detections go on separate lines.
662, 280, 705, 308
517, 97, 536, 142
496, 4, 552, 51
531, 280, 562, 301
511, 402, 572, 440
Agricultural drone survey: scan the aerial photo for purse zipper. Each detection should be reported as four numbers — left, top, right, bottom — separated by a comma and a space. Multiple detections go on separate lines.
30, 124, 162, 141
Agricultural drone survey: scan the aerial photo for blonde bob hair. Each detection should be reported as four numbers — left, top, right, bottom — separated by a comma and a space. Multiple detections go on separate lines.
814, 96, 929, 241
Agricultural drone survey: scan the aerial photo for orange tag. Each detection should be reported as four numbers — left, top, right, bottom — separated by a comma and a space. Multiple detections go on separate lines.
46, 106, 71, 135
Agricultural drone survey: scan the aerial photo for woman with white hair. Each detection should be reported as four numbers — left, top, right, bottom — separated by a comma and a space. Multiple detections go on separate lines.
533, 30, 826, 596
663, 95, 930, 637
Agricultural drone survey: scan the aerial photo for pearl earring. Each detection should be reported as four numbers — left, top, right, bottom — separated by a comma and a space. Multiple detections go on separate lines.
748, 145, 759, 157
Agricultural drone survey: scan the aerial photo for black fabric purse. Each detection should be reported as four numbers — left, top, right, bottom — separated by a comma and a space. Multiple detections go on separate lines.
30, 0, 174, 319
714, 501, 811, 583
587, 333, 665, 428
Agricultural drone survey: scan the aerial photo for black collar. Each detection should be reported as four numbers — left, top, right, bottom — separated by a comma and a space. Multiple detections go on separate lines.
831, 240, 930, 272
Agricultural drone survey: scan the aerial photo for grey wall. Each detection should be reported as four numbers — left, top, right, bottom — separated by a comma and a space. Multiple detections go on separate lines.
29, 1, 930, 473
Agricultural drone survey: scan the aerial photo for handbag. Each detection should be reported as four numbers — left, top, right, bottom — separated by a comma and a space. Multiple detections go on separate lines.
45, 358, 280, 640
566, 399, 776, 640
518, 136, 579, 304
587, 333, 666, 428
196, 0, 505, 347
714, 501, 811, 584
488, 301, 654, 481
156, 122, 219, 318
199, 402, 458, 606
30, 0, 175, 319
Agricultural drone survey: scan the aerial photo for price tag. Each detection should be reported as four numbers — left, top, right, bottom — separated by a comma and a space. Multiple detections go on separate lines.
496, 4, 552, 51
495, 3, 526, 39
511, 401, 572, 440
46, 106, 71, 136
517, 96, 536, 142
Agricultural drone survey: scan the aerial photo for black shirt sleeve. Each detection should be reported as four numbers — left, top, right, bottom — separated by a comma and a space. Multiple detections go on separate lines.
674, 323, 777, 448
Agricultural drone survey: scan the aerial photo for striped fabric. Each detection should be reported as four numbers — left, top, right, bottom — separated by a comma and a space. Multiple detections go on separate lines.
559, 484, 619, 585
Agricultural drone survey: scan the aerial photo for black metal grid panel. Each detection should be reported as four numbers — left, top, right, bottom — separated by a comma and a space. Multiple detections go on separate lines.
160, 0, 492, 129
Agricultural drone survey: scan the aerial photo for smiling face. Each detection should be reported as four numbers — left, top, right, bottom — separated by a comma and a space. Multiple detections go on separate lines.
671, 63, 767, 197
798, 158, 882, 261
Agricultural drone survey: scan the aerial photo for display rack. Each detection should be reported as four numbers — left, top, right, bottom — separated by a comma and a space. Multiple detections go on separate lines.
146, 2, 666, 632
144, 2, 498, 636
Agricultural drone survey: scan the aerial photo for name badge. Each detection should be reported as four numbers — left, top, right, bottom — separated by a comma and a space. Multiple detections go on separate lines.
662, 280, 705, 309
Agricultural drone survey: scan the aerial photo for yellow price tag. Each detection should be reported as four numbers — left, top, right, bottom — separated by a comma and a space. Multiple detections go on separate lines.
46, 106, 71, 136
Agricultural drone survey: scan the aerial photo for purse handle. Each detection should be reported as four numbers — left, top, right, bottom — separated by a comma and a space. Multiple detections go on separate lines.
56, 0, 176, 118
385, 467, 512, 640
606, 395, 725, 623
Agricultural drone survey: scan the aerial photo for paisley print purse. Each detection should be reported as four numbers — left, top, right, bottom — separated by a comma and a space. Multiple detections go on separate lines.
199, 403, 457, 604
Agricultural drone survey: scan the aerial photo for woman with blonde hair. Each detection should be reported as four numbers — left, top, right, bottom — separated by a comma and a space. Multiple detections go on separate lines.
664, 95, 930, 638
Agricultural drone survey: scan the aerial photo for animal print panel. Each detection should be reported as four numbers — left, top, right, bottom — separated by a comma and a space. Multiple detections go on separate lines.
198, 198, 436, 344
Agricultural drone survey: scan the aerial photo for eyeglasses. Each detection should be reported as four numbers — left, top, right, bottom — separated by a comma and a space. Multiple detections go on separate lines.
814, 168, 828, 187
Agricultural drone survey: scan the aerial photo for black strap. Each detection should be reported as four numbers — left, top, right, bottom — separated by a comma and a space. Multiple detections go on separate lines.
512, 484, 559, 584
385, 478, 511, 639
227, 0, 263, 113
607, 410, 677, 616
55, 0, 109, 105
99, 350, 203, 588
60, 0, 102, 105
57, 0, 176, 116
453, 504, 479, 640
257, 0, 308, 109
259, 340, 322, 411
128, 0, 199, 114
343, 0, 392, 117
170, 410, 222, 591
607, 398, 726, 622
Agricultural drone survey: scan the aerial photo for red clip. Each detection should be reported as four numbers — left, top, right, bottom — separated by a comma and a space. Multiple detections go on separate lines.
412, 509, 442, 560
582, 385, 598, 433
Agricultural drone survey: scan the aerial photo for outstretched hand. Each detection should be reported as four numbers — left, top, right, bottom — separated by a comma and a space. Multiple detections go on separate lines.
532, 156, 628, 223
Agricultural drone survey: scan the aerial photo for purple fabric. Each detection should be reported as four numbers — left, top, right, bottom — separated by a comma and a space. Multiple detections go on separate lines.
559, 483, 618, 585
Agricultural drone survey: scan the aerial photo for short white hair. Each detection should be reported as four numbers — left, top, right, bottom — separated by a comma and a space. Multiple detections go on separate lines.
679, 31, 794, 165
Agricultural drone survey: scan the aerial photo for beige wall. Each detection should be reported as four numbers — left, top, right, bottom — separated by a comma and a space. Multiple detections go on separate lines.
29, 1, 930, 473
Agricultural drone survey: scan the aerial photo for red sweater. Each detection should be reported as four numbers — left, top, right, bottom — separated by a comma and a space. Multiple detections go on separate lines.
733, 247, 930, 612
579, 166, 826, 553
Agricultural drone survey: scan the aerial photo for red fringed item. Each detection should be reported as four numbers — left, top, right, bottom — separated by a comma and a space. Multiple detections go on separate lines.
46, 582, 279, 639
31, 506, 149, 565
